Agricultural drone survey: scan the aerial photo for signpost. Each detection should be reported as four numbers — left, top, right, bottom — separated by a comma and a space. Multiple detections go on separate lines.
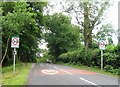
11, 36, 19, 72
99, 40, 106, 70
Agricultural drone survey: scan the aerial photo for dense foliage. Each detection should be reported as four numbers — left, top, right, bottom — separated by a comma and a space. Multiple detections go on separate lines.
59, 44, 120, 74
61, 0, 111, 49
44, 13, 82, 63
1, 1, 119, 75
1, 2, 47, 66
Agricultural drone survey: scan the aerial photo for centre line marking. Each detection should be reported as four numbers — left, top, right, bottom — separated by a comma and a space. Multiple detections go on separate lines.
80, 78, 98, 86
54, 66, 59, 69
60, 69, 72, 75
40, 64, 43, 67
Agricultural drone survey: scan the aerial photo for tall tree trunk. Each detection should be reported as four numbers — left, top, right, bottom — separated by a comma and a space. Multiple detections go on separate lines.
83, 2, 92, 50
0, 36, 10, 66
118, 30, 120, 43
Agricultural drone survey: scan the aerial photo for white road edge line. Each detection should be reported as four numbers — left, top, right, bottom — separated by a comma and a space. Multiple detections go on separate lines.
60, 69, 72, 75
80, 78, 98, 85
32, 63, 35, 68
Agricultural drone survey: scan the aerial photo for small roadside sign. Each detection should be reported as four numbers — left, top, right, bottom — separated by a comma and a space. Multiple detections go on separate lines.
99, 40, 105, 50
11, 36, 19, 48
99, 40, 106, 71
11, 36, 20, 73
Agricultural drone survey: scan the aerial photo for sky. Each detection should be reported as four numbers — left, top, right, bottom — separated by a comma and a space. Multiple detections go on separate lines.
39, 0, 120, 49
105, 0, 119, 45
106, 0, 119, 30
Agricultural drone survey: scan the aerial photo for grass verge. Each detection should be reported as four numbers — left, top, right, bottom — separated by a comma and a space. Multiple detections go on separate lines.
59, 63, 118, 77
2, 63, 32, 85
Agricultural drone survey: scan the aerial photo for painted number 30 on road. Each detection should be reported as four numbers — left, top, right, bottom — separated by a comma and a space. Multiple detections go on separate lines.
41, 69, 58, 75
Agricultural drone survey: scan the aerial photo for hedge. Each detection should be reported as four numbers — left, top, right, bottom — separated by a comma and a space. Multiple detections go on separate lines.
59, 44, 120, 75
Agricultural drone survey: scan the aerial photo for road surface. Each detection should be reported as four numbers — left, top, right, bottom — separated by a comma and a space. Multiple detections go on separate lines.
27, 63, 119, 87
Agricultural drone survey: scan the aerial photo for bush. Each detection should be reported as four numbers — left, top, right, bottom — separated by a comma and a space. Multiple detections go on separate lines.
104, 65, 114, 72
105, 45, 115, 52
59, 44, 120, 74
59, 48, 100, 66
90, 49, 101, 67
37, 57, 47, 63
104, 65, 119, 75
59, 53, 69, 63
104, 53, 119, 66
80, 49, 100, 67
103, 44, 120, 73
59, 50, 82, 64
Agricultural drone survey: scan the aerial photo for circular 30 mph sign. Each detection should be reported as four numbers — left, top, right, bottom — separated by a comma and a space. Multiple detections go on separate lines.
11, 36, 19, 48
99, 40, 106, 50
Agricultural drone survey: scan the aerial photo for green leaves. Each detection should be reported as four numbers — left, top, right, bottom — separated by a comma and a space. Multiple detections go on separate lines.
97, 24, 114, 42
45, 13, 81, 63
2, 2, 36, 36
2, 2, 47, 65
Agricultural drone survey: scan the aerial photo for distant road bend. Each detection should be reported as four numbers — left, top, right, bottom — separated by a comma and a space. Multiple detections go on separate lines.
27, 63, 119, 87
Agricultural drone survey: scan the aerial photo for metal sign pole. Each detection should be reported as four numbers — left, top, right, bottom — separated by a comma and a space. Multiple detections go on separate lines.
13, 48, 16, 73
11, 36, 19, 73
101, 49, 103, 70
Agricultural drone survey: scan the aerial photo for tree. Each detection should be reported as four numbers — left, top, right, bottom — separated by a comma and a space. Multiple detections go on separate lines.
1, 2, 47, 66
0, 2, 2, 65
63, 0, 111, 49
45, 13, 81, 63
117, 29, 120, 43
96, 24, 114, 45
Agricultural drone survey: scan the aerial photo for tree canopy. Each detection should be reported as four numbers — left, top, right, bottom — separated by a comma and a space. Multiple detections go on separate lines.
44, 13, 81, 63
1, 1, 119, 74
48, 0, 111, 49
1, 2, 47, 66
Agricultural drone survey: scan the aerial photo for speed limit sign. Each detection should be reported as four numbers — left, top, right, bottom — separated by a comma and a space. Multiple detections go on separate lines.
11, 36, 20, 72
11, 36, 19, 48
99, 40, 105, 50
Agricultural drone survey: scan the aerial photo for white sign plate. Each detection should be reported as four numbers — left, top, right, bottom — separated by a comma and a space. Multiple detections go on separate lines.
11, 36, 19, 48
99, 40, 105, 50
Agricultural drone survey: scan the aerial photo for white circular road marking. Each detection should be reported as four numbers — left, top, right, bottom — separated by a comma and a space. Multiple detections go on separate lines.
41, 69, 58, 75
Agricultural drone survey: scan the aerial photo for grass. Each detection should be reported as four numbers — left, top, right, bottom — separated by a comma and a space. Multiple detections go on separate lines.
2, 63, 32, 86
59, 62, 118, 77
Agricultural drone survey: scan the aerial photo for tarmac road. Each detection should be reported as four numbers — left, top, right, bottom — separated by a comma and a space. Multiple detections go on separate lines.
27, 63, 119, 87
